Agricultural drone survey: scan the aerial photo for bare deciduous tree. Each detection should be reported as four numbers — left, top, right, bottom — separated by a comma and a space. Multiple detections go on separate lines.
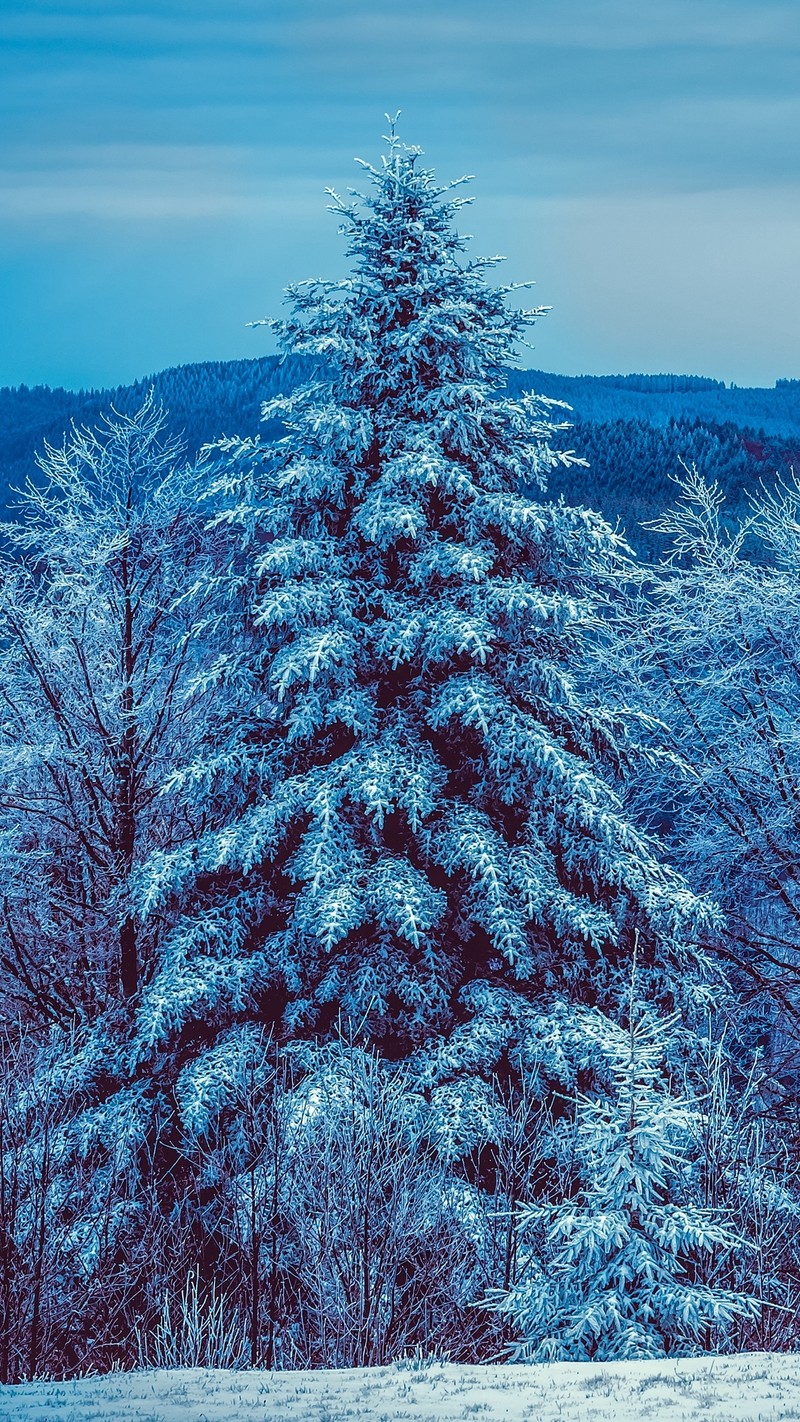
0, 398, 216, 1022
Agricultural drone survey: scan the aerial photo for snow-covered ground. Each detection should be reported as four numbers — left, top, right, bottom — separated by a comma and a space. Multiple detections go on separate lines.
2, 1353, 800, 1422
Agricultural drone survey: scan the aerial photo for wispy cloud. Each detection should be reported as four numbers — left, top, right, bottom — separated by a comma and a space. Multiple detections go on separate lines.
1, 0, 799, 386
0, 145, 322, 222
3, 1, 797, 51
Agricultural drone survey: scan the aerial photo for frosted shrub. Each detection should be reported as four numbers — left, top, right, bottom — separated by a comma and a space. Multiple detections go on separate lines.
181, 1033, 484, 1369
138, 1268, 247, 1371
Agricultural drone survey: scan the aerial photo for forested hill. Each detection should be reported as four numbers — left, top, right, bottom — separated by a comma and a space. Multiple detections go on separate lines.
2, 356, 799, 554
507, 368, 800, 434
0, 355, 315, 504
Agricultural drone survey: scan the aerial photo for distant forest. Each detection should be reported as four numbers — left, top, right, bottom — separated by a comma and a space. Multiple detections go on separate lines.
3, 357, 799, 557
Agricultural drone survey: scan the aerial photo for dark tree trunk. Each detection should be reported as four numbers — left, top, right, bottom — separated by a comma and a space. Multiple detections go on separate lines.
117, 491, 139, 1000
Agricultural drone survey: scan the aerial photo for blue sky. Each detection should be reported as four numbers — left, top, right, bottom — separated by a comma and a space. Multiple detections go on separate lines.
2, 0, 799, 389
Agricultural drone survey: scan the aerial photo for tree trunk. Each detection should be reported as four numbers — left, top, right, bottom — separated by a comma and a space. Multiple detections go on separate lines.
117, 494, 139, 1000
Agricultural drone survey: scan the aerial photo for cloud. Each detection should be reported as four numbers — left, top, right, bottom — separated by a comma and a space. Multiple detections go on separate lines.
2, 0, 799, 386
4, 0, 797, 201
3, 0, 797, 52
0, 145, 324, 223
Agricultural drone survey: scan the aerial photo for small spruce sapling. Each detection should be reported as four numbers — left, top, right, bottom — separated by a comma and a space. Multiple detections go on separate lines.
489, 949, 758, 1360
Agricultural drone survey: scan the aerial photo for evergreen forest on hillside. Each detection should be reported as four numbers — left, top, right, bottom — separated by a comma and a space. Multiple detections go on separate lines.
3, 358, 799, 561
1, 132, 800, 1384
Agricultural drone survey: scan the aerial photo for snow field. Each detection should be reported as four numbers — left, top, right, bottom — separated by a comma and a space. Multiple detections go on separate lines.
2, 1353, 800, 1422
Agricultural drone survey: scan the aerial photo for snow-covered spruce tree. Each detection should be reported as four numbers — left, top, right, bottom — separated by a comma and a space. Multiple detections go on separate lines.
488, 991, 757, 1360
139, 129, 710, 1087
128, 142, 724, 1370
0, 131, 729, 1376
